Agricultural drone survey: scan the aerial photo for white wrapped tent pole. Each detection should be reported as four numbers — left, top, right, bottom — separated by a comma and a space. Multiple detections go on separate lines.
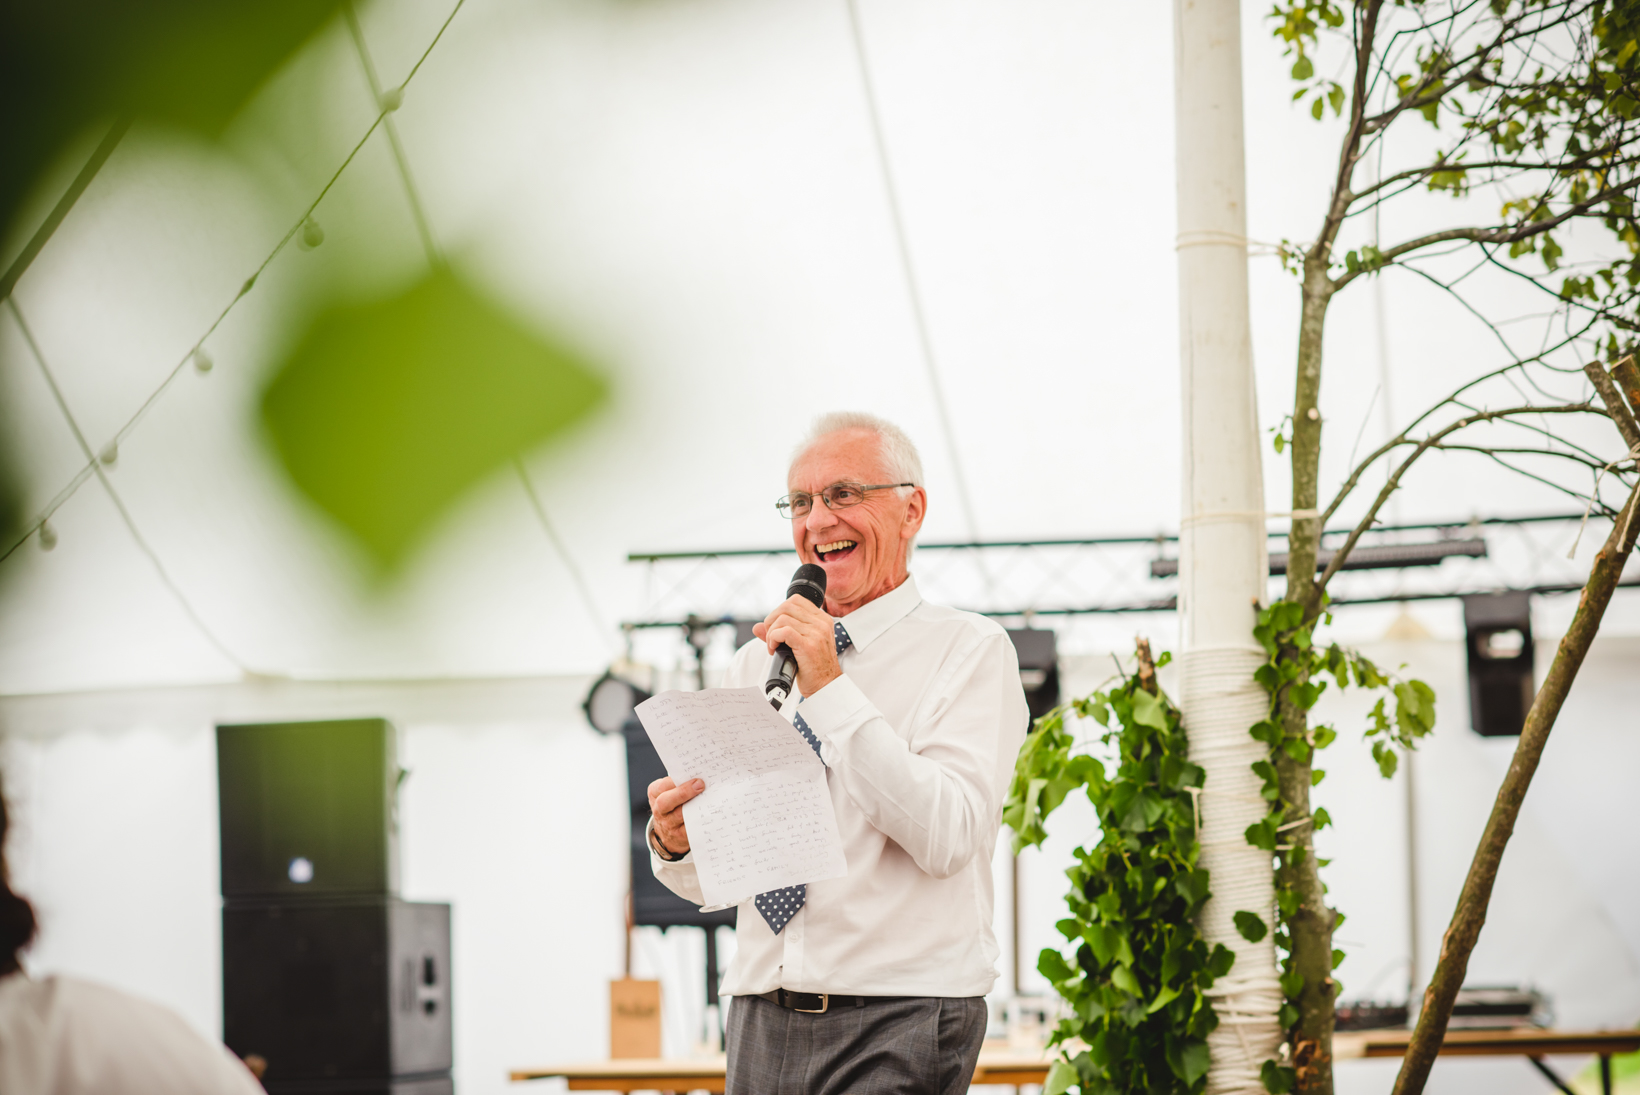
1172, 1, 1283, 1091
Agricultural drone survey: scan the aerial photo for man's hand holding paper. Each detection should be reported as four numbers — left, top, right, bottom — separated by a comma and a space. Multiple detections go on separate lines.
635, 687, 847, 908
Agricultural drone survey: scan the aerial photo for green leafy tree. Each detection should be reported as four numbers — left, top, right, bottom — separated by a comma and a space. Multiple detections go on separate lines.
1256, 2, 1640, 1092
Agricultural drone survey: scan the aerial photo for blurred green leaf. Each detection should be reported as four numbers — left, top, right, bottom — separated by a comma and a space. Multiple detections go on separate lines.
261, 267, 606, 569
2, 1, 344, 240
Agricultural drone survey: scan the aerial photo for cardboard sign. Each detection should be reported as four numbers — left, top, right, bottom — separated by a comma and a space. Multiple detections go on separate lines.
610, 978, 662, 1059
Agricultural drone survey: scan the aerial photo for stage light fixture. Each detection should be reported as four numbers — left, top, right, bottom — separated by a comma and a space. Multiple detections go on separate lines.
1463, 591, 1536, 737
584, 670, 652, 736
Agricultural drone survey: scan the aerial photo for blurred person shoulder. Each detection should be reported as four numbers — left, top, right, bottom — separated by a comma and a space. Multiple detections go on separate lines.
0, 969, 264, 1095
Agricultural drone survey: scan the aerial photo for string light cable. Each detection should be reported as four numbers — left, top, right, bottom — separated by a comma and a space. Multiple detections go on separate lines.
0, 0, 469, 566
514, 459, 621, 658
5, 297, 255, 673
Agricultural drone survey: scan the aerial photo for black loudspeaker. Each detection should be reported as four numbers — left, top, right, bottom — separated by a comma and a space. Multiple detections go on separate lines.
1463, 592, 1536, 737
1006, 628, 1060, 724
223, 898, 452, 1090
217, 719, 401, 898
622, 717, 736, 930
217, 719, 451, 1092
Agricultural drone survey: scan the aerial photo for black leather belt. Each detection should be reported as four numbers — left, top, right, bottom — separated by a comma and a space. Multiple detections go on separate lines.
757, 990, 918, 1016
754, 989, 908, 1014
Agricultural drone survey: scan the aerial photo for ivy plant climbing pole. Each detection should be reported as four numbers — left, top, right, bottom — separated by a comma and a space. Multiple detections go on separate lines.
1004, 640, 1233, 1095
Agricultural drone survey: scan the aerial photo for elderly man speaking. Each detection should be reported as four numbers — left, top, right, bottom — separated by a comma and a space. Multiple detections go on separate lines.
645, 412, 1029, 1094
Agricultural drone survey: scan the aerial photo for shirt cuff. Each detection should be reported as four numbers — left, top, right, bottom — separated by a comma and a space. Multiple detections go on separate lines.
797, 672, 873, 748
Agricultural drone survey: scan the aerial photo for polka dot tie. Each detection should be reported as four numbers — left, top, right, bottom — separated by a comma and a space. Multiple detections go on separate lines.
753, 622, 852, 935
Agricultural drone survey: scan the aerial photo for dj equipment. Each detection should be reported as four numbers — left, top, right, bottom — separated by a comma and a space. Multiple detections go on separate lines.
217, 720, 452, 1093
1450, 985, 1552, 1029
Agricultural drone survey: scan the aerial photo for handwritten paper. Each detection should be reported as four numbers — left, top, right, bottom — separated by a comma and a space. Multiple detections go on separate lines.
635, 687, 848, 908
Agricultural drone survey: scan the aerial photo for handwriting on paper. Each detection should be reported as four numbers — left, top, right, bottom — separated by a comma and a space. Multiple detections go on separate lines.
636, 687, 848, 908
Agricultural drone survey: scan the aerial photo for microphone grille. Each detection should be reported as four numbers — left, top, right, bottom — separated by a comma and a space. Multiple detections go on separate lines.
788, 563, 828, 607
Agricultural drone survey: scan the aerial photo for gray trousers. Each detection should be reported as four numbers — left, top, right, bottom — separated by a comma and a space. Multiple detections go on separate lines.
725, 994, 987, 1095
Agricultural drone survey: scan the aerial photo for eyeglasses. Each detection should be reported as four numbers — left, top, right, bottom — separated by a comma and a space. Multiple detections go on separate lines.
775, 481, 915, 520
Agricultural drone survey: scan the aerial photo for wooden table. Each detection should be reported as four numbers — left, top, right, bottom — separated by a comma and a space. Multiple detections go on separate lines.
1334, 1027, 1640, 1095
508, 1046, 1055, 1091
512, 1030, 1640, 1093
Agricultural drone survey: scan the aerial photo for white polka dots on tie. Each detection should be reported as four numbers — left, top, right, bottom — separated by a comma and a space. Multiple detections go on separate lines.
754, 622, 852, 934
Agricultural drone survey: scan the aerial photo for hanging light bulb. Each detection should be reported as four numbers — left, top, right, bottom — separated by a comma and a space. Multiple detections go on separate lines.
299, 217, 325, 250
379, 86, 404, 113
38, 520, 57, 552
99, 441, 118, 466
193, 348, 214, 374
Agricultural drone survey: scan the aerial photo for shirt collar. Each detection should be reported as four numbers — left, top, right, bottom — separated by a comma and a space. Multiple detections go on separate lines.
835, 574, 922, 653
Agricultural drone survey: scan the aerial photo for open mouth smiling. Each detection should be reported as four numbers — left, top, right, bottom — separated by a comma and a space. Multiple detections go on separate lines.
815, 539, 858, 561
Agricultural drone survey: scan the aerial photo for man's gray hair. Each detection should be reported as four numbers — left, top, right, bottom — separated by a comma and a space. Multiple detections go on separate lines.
791, 411, 924, 491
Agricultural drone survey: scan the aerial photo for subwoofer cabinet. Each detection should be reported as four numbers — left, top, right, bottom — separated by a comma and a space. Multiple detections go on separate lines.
222, 898, 451, 1089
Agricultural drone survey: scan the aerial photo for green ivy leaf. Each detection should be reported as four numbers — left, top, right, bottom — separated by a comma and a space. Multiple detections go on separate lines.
1235, 910, 1270, 943
1179, 1039, 1212, 1084
1262, 1059, 1298, 1094
1084, 922, 1118, 967
1040, 949, 1075, 983
1245, 816, 1280, 851
1042, 1059, 1077, 1095
1372, 740, 1399, 779
1131, 688, 1168, 732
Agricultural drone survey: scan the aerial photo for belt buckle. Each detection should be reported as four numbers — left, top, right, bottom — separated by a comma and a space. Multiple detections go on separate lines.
795, 992, 829, 1014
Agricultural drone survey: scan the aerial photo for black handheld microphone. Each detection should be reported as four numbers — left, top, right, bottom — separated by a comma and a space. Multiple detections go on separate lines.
765, 563, 828, 709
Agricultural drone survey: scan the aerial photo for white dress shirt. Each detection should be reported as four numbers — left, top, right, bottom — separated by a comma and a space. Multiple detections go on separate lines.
651, 575, 1029, 998
0, 971, 265, 1095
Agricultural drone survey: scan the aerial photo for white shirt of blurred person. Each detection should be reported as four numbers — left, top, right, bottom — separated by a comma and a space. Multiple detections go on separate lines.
0, 781, 265, 1095
644, 412, 1029, 1095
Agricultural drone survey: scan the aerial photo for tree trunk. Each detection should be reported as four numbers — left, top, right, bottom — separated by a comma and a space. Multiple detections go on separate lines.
1281, 260, 1338, 1095
1275, 677, 1337, 1095
1391, 480, 1640, 1095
